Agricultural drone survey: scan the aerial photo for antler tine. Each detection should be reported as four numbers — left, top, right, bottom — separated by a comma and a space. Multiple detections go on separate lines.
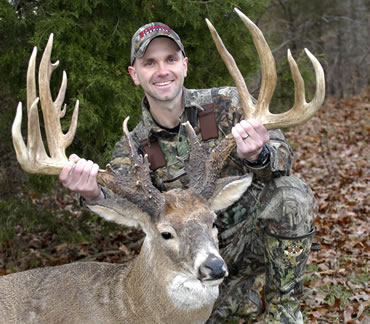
206, 8, 325, 129
27, 47, 37, 115
233, 8, 277, 120
38, 33, 79, 159
26, 47, 50, 169
205, 18, 254, 120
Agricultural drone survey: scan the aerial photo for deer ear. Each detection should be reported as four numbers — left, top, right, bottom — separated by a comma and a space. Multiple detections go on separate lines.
87, 198, 150, 230
208, 175, 253, 212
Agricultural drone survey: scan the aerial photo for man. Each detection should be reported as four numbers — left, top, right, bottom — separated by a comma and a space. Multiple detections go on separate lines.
60, 22, 317, 323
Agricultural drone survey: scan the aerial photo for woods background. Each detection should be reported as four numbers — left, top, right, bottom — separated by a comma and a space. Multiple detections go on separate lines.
0, 0, 369, 323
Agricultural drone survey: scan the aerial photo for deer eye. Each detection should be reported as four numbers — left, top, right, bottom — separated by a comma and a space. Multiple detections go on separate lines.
161, 232, 173, 240
212, 222, 218, 229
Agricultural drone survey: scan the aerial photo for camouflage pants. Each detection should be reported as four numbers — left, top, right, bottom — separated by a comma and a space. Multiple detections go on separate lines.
208, 175, 317, 323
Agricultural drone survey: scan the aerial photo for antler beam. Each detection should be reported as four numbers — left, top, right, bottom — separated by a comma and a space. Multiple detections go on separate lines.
206, 8, 325, 129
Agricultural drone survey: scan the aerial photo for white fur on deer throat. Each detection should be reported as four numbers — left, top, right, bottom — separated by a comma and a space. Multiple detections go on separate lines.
168, 273, 219, 310
167, 244, 221, 310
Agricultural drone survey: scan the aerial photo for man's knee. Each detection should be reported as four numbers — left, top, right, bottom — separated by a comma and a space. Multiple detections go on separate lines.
257, 176, 317, 236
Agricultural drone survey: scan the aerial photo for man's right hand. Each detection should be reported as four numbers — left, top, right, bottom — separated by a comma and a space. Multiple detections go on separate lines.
59, 154, 103, 201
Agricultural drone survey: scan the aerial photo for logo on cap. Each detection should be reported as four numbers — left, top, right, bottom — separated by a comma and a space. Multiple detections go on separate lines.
139, 24, 172, 39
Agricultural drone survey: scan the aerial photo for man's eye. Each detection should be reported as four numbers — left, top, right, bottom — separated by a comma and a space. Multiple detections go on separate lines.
145, 61, 153, 66
168, 57, 176, 63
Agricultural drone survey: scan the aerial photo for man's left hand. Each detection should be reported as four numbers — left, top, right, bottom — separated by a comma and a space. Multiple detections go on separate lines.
231, 119, 269, 161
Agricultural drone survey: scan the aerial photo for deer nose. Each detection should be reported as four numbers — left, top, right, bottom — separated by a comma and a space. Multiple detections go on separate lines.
199, 254, 228, 281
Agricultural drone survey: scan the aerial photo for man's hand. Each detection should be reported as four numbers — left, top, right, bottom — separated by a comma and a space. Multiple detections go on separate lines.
231, 119, 269, 161
59, 154, 103, 201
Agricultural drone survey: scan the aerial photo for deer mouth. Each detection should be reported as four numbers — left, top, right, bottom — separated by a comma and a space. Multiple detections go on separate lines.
201, 277, 225, 286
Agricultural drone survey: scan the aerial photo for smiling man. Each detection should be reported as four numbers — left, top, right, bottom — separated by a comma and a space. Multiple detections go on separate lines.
60, 22, 317, 324
128, 36, 188, 128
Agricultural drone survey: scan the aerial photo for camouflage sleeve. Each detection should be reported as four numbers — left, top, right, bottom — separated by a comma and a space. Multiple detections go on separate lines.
244, 129, 294, 181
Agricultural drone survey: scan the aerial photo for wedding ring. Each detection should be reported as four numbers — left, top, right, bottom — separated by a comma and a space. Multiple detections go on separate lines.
242, 134, 249, 140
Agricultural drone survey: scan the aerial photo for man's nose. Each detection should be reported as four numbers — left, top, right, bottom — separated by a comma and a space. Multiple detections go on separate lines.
156, 62, 170, 76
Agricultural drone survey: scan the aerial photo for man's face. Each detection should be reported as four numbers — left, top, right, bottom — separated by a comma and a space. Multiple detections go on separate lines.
128, 37, 188, 104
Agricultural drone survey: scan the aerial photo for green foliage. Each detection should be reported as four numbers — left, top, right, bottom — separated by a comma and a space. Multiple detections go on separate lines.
0, 0, 33, 158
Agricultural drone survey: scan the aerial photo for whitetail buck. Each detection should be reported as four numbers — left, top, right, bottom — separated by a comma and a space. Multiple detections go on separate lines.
1, 8, 324, 324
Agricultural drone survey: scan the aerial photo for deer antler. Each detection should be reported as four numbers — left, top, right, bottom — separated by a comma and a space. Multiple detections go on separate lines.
12, 34, 112, 183
11, 34, 165, 215
12, 33, 79, 175
206, 8, 325, 129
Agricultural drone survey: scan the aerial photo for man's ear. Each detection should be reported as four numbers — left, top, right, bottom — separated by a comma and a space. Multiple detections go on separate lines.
128, 66, 140, 86
183, 56, 188, 78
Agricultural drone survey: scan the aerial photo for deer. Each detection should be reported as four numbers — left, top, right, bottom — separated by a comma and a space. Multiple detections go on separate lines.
1, 8, 325, 324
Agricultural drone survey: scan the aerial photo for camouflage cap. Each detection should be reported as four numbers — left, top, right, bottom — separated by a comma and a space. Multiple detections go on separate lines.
130, 22, 185, 65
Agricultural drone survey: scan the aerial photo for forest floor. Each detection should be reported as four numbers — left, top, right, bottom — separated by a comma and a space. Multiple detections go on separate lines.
0, 90, 369, 323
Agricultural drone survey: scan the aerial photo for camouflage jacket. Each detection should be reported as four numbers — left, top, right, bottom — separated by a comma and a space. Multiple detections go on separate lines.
108, 87, 294, 229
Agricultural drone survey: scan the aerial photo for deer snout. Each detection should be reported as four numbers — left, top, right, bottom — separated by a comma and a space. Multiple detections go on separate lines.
199, 254, 228, 282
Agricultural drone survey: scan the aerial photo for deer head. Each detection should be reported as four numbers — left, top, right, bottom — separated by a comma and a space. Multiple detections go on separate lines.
82, 117, 253, 318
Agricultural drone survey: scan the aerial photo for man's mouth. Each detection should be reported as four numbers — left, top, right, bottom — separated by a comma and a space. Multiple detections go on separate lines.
153, 81, 172, 86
